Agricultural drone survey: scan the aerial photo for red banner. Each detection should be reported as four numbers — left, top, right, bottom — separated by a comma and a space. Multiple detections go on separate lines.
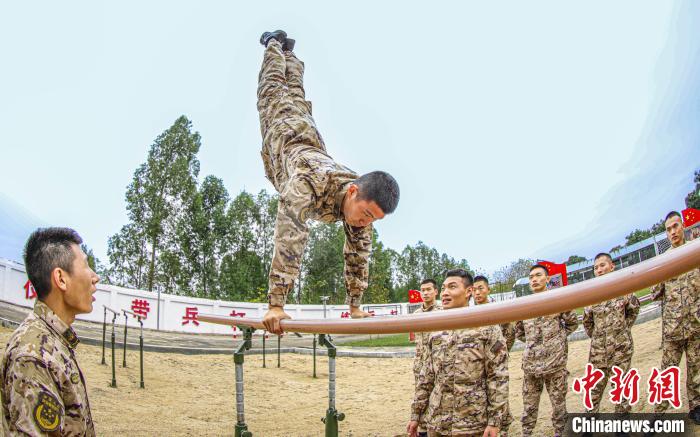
682, 207, 700, 228
537, 260, 568, 287
408, 289, 422, 303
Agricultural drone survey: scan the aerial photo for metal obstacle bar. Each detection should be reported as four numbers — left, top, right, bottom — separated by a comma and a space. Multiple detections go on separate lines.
198, 241, 700, 334
103, 305, 119, 388
234, 327, 254, 437
319, 334, 344, 437
123, 309, 146, 389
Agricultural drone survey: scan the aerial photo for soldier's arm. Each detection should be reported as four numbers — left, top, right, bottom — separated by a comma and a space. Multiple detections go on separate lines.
650, 283, 665, 301
625, 294, 641, 328
267, 178, 313, 307
410, 339, 435, 423
484, 328, 508, 429
500, 322, 516, 351
561, 310, 579, 336
3, 356, 65, 436
514, 320, 525, 343
342, 223, 373, 307
582, 306, 593, 338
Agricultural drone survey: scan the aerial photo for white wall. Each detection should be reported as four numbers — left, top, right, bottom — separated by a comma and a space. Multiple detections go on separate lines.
0, 258, 409, 334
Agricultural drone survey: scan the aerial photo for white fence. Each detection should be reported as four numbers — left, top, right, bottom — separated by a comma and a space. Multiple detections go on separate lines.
0, 258, 409, 335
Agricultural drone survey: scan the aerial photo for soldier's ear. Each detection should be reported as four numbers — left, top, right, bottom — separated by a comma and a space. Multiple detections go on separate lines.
52, 267, 69, 293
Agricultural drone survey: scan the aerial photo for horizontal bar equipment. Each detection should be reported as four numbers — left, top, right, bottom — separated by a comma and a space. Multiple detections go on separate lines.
199, 240, 700, 335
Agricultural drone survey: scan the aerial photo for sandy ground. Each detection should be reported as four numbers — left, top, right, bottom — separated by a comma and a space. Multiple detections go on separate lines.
0, 318, 698, 436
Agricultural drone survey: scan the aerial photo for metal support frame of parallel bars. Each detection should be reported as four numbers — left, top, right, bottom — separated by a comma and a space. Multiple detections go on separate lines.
234, 327, 254, 437
123, 309, 146, 389
103, 305, 118, 388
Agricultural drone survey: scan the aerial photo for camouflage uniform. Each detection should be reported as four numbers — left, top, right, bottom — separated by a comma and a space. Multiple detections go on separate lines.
412, 302, 441, 434
1, 300, 95, 436
650, 260, 700, 412
515, 311, 579, 437
582, 293, 640, 413
411, 326, 509, 436
257, 38, 372, 308
474, 298, 515, 435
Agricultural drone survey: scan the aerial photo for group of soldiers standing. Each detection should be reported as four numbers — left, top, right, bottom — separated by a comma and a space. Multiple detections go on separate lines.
408, 210, 700, 437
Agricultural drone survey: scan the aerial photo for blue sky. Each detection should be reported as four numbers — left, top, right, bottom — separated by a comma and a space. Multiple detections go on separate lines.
1, 1, 698, 275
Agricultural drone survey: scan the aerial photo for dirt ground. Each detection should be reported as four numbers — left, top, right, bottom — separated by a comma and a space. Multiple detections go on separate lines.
0, 318, 698, 436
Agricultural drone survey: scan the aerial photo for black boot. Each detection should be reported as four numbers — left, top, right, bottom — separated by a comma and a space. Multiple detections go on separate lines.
690, 406, 700, 425
282, 38, 295, 52
259, 30, 287, 47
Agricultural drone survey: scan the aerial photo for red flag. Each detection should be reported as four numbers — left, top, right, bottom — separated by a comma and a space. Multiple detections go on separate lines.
682, 208, 700, 227
408, 289, 423, 303
537, 260, 568, 287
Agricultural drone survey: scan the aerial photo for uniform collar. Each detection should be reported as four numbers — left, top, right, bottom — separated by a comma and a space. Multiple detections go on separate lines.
422, 302, 438, 312
334, 183, 350, 220
33, 300, 80, 349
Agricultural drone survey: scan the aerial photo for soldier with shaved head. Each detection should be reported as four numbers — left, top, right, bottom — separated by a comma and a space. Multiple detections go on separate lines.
408, 269, 509, 437
582, 252, 640, 416
515, 264, 579, 437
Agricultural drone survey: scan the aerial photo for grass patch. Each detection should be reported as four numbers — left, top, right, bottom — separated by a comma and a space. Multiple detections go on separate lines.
342, 334, 414, 347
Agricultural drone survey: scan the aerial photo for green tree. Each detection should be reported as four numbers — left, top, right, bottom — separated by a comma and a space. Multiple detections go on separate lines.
129, 115, 201, 293
624, 229, 652, 246
176, 175, 230, 298
609, 244, 624, 253
685, 170, 700, 209
218, 190, 269, 300
219, 250, 267, 302
301, 223, 345, 304
493, 258, 535, 290
106, 224, 147, 288
253, 190, 278, 273
365, 230, 395, 304
565, 255, 586, 266
393, 241, 470, 302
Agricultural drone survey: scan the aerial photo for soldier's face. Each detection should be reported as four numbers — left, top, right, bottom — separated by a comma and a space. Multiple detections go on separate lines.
473, 280, 490, 304
528, 267, 548, 292
593, 256, 614, 277
665, 215, 685, 248
440, 277, 469, 309
419, 283, 437, 305
63, 244, 100, 315
342, 185, 386, 228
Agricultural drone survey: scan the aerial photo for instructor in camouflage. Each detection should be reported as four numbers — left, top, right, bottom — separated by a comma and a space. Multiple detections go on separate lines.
515, 264, 579, 437
256, 30, 400, 334
408, 269, 509, 437
1, 228, 98, 436
582, 252, 640, 414
412, 278, 441, 437
650, 211, 700, 424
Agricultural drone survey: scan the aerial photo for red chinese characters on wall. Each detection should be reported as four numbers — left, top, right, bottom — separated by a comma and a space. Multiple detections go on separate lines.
182, 307, 199, 326
131, 299, 150, 318
229, 309, 247, 333
24, 280, 37, 300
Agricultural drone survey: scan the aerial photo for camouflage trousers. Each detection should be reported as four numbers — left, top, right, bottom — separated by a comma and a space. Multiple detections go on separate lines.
588, 357, 633, 414
257, 38, 325, 305
257, 38, 325, 192
521, 369, 568, 437
654, 337, 700, 412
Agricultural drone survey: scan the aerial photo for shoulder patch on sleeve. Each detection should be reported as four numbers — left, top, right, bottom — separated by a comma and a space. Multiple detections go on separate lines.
33, 391, 62, 432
